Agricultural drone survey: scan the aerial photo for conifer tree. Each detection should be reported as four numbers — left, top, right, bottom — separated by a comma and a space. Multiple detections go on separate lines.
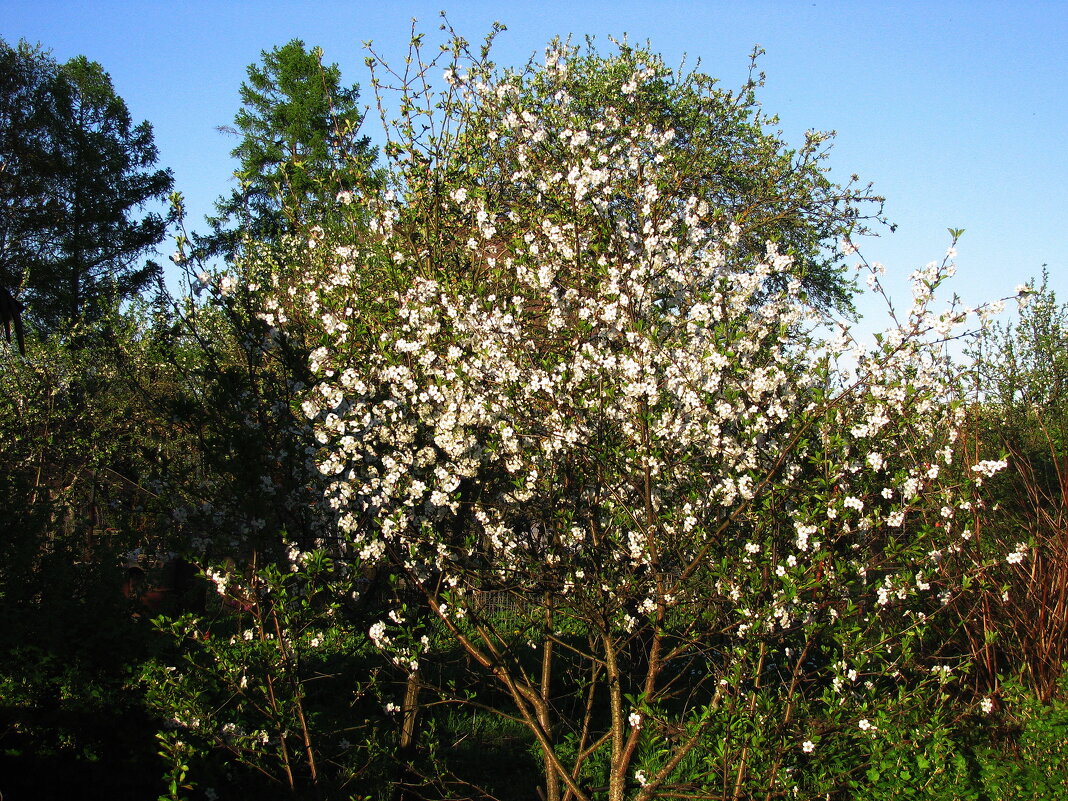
0, 38, 173, 334
200, 39, 376, 262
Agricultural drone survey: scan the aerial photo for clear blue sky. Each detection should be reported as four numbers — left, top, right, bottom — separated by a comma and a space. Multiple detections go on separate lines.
3, 0, 1066, 335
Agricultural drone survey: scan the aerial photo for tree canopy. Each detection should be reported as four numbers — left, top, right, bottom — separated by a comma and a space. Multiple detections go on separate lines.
394, 38, 886, 314
0, 38, 173, 334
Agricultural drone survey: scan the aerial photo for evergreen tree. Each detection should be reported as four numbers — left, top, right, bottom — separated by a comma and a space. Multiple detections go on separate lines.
0, 38, 173, 334
200, 39, 377, 262
45, 56, 173, 331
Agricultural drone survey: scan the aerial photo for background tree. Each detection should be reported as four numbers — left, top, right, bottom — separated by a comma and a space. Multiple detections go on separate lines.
199, 39, 377, 263
45, 55, 173, 332
0, 39, 173, 335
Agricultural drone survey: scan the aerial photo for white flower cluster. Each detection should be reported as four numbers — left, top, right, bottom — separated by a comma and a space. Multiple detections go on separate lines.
1006, 542, 1028, 565
970, 459, 1008, 479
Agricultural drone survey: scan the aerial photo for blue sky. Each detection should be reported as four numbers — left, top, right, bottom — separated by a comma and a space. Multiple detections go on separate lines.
3, 0, 1066, 335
